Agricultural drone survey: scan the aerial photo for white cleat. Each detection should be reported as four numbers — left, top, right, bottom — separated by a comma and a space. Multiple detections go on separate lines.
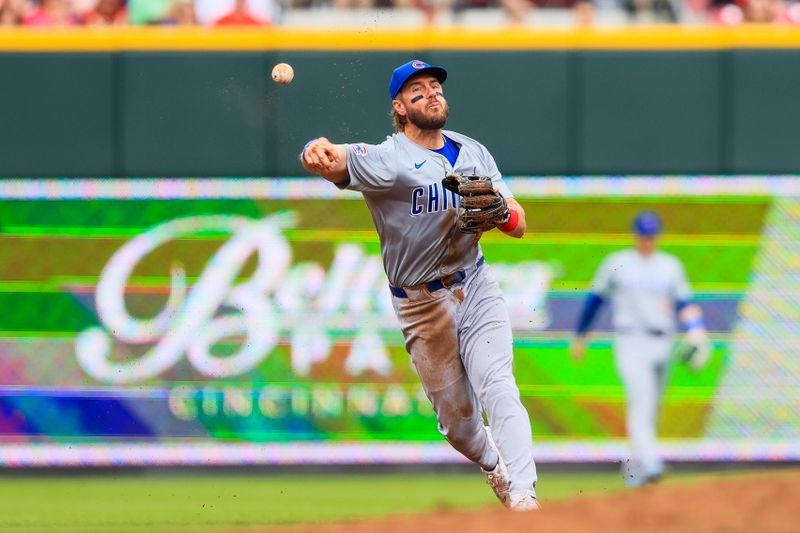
509, 490, 541, 512
481, 456, 511, 508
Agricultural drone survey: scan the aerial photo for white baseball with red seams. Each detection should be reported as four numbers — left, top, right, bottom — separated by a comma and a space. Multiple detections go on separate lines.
271, 63, 294, 85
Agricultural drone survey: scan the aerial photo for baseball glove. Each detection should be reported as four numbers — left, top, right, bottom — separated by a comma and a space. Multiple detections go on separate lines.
675, 333, 712, 372
442, 174, 510, 234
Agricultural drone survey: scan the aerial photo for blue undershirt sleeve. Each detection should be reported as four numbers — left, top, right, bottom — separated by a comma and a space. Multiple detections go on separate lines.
576, 293, 605, 336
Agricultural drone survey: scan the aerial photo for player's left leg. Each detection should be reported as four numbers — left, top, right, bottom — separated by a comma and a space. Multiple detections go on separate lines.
456, 266, 538, 499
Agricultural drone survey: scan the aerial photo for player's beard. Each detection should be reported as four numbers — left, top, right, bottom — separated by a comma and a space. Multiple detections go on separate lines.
406, 101, 449, 130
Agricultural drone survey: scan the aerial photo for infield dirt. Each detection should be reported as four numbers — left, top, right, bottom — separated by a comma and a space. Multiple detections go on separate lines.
270, 469, 799, 533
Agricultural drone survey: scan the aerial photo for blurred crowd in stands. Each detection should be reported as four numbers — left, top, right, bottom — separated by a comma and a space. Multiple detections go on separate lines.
0, 0, 798, 28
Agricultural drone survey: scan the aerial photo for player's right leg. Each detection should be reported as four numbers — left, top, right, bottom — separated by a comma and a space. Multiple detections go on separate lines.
614, 333, 671, 486
390, 286, 498, 471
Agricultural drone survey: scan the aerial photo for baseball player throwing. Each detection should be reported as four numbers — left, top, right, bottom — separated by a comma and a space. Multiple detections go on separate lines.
571, 211, 711, 487
300, 60, 539, 511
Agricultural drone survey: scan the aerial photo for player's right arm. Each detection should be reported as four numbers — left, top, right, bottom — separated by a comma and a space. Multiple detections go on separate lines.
571, 294, 605, 361
571, 255, 614, 362
300, 137, 349, 185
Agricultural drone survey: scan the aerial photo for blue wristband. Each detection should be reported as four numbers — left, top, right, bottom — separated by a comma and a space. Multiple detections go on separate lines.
683, 317, 705, 331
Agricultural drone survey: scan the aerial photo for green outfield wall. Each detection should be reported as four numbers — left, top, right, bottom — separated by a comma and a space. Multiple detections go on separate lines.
0, 28, 799, 178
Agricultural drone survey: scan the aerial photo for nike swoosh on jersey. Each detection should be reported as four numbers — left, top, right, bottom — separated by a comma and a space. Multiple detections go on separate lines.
414, 161, 427, 169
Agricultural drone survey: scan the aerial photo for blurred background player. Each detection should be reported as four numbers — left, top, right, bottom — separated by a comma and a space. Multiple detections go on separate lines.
570, 210, 711, 487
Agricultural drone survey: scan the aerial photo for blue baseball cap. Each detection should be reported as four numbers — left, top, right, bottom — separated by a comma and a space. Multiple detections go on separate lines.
633, 211, 663, 236
389, 60, 447, 101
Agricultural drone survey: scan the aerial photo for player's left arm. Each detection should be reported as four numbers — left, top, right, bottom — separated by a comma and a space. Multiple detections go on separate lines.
674, 260, 712, 370
677, 300, 708, 349
677, 301, 704, 329
483, 147, 526, 238
500, 198, 526, 239
676, 300, 712, 371
674, 259, 706, 336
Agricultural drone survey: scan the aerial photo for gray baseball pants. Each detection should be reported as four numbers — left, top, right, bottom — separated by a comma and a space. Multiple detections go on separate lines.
390, 264, 537, 495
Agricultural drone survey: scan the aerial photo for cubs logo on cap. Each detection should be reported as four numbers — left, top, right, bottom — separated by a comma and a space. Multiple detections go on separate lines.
389, 59, 448, 100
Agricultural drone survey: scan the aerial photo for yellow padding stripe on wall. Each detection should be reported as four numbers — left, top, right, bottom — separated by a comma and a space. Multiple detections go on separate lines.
0, 26, 799, 52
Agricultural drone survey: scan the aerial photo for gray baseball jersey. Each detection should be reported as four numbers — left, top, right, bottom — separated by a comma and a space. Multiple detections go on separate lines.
343, 130, 513, 288
592, 249, 692, 334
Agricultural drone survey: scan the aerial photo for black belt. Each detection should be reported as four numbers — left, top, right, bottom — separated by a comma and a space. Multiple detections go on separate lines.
620, 327, 666, 337
390, 256, 485, 298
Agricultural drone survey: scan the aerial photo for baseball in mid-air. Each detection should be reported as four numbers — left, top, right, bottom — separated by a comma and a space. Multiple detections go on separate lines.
271, 63, 294, 85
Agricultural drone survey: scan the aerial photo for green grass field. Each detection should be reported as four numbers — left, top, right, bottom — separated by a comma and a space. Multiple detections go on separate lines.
0, 471, 627, 533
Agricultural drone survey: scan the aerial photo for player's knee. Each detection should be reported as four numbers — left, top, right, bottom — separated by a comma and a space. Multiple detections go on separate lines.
436, 400, 475, 427
436, 404, 480, 444
440, 418, 483, 452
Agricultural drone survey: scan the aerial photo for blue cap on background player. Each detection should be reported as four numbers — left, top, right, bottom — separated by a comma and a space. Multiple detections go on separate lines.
633, 211, 663, 236
389, 60, 448, 100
